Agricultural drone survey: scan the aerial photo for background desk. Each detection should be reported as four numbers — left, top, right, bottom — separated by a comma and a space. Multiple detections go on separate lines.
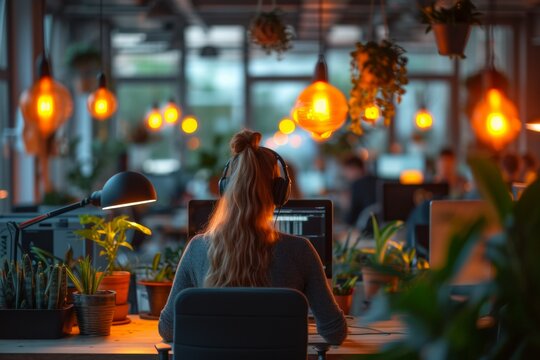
0, 315, 404, 360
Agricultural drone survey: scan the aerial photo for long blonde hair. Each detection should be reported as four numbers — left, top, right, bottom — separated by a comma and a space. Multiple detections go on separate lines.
204, 130, 279, 287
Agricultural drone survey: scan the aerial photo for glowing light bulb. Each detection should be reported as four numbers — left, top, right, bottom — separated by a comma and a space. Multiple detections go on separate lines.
181, 116, 198, 134
87, 86, 117, 121
37, 94, 54, 119
146, 107, 163, 131
364, 105, 380, 123
415, 109, 433, 130
162, 100, 181, 124
486, 112, 508, 136
278, 118, 296, 135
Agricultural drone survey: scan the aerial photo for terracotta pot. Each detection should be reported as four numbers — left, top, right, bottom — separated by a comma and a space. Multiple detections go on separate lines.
98, 271, 131, 321
72, 290, 116, 336
139, 281, 173, 317
333, 293, 353, 315
362, 267, 398, 302
432, 23, 471, 58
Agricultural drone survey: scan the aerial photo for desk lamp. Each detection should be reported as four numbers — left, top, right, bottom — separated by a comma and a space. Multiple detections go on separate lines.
11, 171, 157, 260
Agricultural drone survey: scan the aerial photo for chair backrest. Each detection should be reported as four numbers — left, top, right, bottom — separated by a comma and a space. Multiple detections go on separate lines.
173, 287, 308, 360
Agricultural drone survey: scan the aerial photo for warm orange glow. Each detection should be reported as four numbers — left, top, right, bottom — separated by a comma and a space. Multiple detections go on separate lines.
162, 102, 181, 124
0, 189, 8, 199
472, 88, 521, 150
19, 76, 73, 137
415, 109, 433, 130
526, 121, 540, 132
187, 137, 200, 150
291, 81, 348, 139
278, 118, 296, 134
364, 105, 380, 123
181, 116, 198, 134
311, 131, 333, 142
87, 87, 118, 120
146, 108, 163, 131
400, 169, 424, 184
273, 131, 289, 146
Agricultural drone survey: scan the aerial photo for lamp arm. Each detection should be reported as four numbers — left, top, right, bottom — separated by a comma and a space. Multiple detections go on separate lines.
18, 198, 91, 230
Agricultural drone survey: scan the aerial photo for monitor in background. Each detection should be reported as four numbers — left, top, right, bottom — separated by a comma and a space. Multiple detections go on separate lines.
376, 154, 425, 180
188, 199, 333, 279
430, 200, 501, 285
381, 182, 449, 221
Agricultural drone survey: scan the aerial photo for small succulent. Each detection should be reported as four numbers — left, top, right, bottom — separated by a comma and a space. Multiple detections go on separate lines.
349, 40, 408, 134
248, 8, 294, 58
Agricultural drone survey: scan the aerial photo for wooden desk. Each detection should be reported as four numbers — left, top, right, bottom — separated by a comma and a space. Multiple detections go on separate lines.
0, 315, 404, 360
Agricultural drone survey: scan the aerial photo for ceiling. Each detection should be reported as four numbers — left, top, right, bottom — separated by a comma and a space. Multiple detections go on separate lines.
49, 0, 540, 46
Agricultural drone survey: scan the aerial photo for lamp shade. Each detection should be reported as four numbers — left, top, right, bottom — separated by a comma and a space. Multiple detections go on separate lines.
95, 171, 157, 210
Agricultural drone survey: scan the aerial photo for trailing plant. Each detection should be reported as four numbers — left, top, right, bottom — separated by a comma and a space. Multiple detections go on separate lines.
349, 40, 408, 135
420, 0, 482, 33
75, 215, 152, 275
141, 246, 183, 283
332, 231, 362, 296
248, 8, 294, 58
66, 256, 105, 295
364, 154, 540, 358
0, 254, 67, 310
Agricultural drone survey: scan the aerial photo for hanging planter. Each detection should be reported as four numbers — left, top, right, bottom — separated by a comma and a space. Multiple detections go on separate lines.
248, 7, 294, 58
420, 0, 482, 59
349, 40, 408, 135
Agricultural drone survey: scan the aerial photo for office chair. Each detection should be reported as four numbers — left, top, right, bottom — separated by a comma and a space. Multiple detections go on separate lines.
155, 287, 330, 360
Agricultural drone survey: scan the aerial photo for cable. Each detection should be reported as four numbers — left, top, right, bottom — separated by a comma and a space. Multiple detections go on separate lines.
318, 0, 323, 55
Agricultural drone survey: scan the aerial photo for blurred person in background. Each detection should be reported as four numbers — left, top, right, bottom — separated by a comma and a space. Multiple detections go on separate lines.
434, 148, 469, 198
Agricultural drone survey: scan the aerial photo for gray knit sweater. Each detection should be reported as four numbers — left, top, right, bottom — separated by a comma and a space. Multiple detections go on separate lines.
158, 233, 347, 345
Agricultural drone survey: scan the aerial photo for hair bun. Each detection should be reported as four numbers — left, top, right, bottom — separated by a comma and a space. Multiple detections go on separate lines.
230, 130, 262, 155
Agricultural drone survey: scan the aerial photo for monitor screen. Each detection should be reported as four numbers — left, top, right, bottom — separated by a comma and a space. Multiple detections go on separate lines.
377, 154, 425, 180
188, 199, 333, 278
381, 182, 449, 221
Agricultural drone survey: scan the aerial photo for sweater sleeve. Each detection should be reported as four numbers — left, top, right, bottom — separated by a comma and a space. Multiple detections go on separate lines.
158, 237, 199, 342
300, 239, 348, 345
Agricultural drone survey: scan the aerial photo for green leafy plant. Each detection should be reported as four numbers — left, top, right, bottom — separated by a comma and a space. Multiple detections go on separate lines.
420, 0, 482, 33
66, 256, 105, 295
349, 40, 408, 135
248, 8, 294, 58
365, 154, 540, 358
332, 231, 362, 296
30, 246, 80, 271
141, 246, 183, 283
75, 215, 152, 275
0, 254, 67, 310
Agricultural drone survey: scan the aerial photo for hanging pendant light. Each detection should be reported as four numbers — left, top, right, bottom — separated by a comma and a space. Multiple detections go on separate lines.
87, 73, 117, 120
291, 0, 348, 140
415, 108, 433, 130
470, 0, 520, 150
162, 98, 181, 124
146, 103, 163, 131
363, 104, 380, 123
181, 115, 198, 134
87, 0, 117, 121
20, 54, 73, 138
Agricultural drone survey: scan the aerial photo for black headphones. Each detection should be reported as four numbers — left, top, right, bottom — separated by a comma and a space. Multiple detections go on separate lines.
218, 147, 291, 206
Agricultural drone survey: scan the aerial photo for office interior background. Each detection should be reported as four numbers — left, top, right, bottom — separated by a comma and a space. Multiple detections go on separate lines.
1, 0, 540, 233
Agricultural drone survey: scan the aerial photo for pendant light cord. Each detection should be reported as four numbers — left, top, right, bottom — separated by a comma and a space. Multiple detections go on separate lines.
41, 0, 46, 56
100, 0, 104, 72
256, 0, 277, 13
368, 0, 374, 41
368, 0, 389, 41
318, 0, 323, 55
380, 0, 389, 40
487, 0, 496, 69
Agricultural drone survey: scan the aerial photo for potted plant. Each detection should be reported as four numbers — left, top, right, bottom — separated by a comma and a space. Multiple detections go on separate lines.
0, 254, 75, 339
64, 43, 102, 93
360, 215, 411, 302
332, 231, 362, 315
138, 247, 182, 318
349, 39, 408, 135
420, 0, 482, 58
248, 8, 294, 59
66, 256, 115, 336
75, 214, 151, 322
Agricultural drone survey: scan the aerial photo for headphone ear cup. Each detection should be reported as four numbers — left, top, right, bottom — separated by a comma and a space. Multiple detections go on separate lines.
218, 177, 228, 196
272, 178, 290, 206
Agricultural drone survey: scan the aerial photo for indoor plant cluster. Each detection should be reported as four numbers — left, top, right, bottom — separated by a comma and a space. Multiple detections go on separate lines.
365, 155, 540, 358
349, 40, 408, 135
248, 8, 294, 58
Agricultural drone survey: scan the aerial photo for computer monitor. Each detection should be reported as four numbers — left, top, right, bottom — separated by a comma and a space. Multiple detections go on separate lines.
430, 200, 501, 285
381, 182, 449, 221
376, 154, 425, 180
188, 199, 333, 279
